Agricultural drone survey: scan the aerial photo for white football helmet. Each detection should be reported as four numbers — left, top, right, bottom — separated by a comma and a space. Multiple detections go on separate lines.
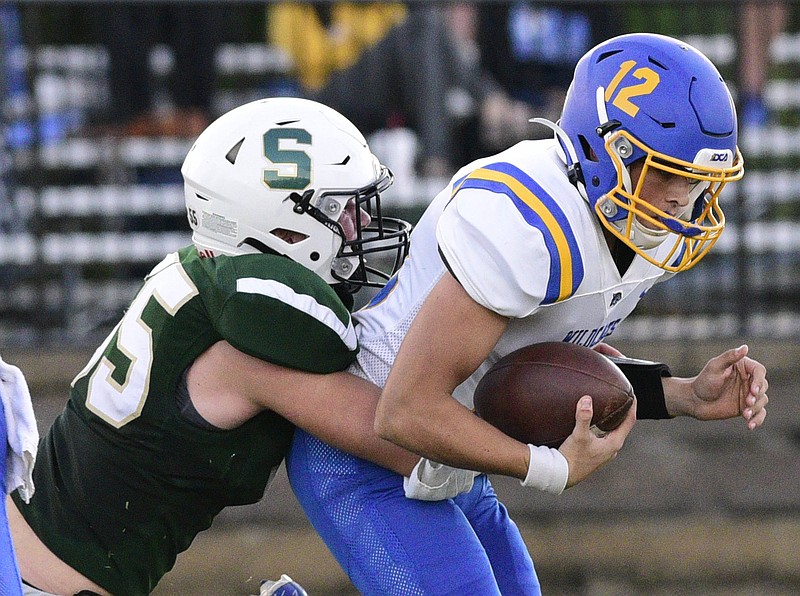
182, 97, 411, 289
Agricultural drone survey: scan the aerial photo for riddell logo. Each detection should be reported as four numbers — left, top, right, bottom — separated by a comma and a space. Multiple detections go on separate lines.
198, 249, 215, 259
710, 153, 729, 162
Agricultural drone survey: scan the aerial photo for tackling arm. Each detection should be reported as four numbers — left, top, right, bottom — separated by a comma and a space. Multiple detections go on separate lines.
187, 341, 421, 476
603, 346, 767, 429
595, 344, 769, 430
661, 345, 768, 429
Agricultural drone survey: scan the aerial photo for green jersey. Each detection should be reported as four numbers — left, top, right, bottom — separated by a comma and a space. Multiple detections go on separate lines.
13, 246, 358, 594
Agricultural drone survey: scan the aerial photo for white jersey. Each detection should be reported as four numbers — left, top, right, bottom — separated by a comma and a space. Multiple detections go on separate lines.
354, 139, 677, 407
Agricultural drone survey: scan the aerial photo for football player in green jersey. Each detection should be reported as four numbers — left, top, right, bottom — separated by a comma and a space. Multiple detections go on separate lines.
7, 97, 428, 595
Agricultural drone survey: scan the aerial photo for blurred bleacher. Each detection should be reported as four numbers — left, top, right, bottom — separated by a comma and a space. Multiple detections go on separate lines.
1, 5, 800, 348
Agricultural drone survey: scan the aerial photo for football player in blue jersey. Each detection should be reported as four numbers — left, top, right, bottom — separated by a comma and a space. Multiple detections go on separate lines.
5, 97, 427, 595
287, 33, 770, 594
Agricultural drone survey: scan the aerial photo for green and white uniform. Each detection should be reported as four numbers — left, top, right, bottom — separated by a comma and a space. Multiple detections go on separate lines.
13, 246, 358, 594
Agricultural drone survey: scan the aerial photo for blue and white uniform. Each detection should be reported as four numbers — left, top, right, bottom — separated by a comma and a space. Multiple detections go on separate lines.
288, 139, 676, 594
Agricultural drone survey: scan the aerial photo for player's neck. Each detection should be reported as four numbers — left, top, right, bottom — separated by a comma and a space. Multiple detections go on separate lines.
602, 228, 635, 276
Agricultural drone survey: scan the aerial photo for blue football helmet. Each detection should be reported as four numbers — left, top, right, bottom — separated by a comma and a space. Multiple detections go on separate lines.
555, 33, 744, 272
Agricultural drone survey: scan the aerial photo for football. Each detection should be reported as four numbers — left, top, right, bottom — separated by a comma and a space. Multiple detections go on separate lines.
473, 342, 635, 448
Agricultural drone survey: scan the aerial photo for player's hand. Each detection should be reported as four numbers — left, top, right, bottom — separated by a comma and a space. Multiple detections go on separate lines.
559, 395, 636, 488
683, 344, 768, 430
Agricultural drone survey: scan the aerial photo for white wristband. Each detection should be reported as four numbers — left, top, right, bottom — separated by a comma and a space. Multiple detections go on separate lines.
520, 444, 569, 495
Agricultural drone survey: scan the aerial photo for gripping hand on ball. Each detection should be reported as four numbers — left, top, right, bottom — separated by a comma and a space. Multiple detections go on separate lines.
559, 395, 636, 488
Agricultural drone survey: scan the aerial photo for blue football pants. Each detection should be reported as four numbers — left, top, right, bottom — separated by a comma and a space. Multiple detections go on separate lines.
287, 429, 541, 595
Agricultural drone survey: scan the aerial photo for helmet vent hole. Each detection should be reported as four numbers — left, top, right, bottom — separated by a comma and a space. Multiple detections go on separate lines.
645, 113, 676, 129
310, 252, 320, 262
596, 49, 623, 63
225, 138, 245, 164
647, 57, 669, 71
578, 135, 599, 162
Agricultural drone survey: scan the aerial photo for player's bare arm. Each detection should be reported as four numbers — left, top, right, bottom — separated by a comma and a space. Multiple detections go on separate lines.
188, 340, 420, 476
375, 272, 526, 476
375, 272, 634, 485
7, 497, 113, 595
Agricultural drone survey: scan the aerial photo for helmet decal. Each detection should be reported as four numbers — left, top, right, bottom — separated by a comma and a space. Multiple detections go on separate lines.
604, 59, 660, 118
263, 128, 312, 190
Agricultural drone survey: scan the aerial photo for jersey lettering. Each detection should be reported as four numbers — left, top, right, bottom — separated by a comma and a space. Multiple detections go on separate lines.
75, 253, 199, 427
562, 318, 620, 347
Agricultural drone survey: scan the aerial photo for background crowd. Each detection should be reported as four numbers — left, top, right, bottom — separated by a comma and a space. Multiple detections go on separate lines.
3, 1, 788, 183
0, 0, 796, 358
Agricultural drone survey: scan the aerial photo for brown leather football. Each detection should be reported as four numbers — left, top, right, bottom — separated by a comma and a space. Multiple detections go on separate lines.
473, 342, 635, 447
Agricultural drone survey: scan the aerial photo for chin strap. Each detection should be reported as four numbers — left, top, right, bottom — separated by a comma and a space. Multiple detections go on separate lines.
530, 117, 588, 201
598, 87, 642, 200
595, 85, 633, 196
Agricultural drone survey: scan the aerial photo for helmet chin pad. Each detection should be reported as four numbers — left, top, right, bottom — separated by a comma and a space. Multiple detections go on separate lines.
611, 213, 668, 250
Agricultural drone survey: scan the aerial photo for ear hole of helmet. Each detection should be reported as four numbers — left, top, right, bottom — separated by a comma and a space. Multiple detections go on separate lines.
578, 135, 598, 162
270, 228, 309, 245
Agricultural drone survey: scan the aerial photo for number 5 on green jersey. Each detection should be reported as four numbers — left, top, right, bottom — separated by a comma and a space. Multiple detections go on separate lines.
72, 253, 199, 428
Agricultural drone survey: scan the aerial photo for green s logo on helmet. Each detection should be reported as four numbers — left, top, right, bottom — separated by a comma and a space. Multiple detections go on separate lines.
263, 128, 312, 190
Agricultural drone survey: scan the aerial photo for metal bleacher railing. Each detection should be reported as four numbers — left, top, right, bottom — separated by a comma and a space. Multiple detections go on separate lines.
0, 22, 297, 345
1, 11, 799, 346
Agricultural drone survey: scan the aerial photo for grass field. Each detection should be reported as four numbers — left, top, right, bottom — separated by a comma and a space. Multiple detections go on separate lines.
11, 340, 800, 595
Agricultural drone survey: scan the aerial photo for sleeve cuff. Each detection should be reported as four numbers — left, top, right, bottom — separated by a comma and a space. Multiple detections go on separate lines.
608, 356, 673, 420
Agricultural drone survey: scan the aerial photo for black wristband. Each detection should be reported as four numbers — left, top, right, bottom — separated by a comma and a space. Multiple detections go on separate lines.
608, 356, 673, 419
